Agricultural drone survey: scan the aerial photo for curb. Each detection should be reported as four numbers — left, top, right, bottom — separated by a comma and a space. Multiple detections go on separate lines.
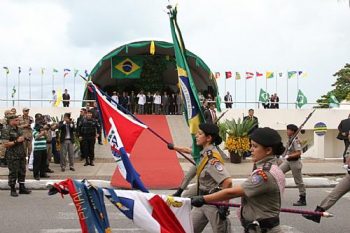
0, 177, 338, 190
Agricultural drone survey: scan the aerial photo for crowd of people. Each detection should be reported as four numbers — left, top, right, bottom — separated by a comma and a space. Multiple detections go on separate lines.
0, 102, 102, 197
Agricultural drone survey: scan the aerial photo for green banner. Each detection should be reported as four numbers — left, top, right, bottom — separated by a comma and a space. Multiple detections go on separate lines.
111, 56, 144, 79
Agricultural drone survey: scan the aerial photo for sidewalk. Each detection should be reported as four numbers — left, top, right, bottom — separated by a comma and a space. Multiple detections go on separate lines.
0, 157, 346, 190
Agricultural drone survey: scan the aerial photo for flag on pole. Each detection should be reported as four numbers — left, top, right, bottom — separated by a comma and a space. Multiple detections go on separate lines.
85, 69, 89, 77
18, 67, 21, 74
215, 72, 220, 79
74, 69, 79, 77
49, 179, 111, 233
288, 71, 297, 79
91, 83, 148, 192
40, 68, 45, 76
266, 71, 274, 79
256, 72, 263, 77
169, 6, 205, 164
296, 89, 307, 108
11, 86, 16, 98
278, 72, 283, 78
225, 71, 232, 79
235, 72, 241, 80
245, 72, 254, 79
104, 188, 193, 233
329, 94, 340, 108
3, 67, 9, 74
29, 67, 32, 76
54, 89, 63, 107
259, 88, 269, 103
53, 68, 59, 73
63, 68, 71, 78
298, 71, 308, 78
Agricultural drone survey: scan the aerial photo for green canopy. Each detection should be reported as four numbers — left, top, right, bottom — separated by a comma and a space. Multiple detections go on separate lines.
85, 40, 218, 99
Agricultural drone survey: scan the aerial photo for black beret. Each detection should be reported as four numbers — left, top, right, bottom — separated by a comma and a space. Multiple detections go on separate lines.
287, 124, 298, 132
250, 127, 281, 147
199, 123, 222, 145
199, 123, 219, 135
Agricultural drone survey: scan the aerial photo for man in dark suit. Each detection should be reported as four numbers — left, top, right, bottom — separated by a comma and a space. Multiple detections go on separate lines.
243, 109, 259, 133
337, 114, 350, 163
204, 103, 217, 124
224, 91, 233, 108
62, 89, 70, 107
58, 113, 75, 172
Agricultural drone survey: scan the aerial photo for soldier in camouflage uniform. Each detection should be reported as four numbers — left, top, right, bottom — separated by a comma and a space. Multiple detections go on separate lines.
18, 107, 34, 161
279, 124, 306, 206
0, 110, 12, 167
2, 113, 31, 197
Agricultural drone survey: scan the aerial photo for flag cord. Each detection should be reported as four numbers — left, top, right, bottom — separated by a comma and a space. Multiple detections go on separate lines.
88, 82, 196, 165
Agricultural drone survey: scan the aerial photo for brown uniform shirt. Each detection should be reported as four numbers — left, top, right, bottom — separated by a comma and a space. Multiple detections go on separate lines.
241, 156, 284, 221
18, 115, 33, 140
198, 145, 231, 194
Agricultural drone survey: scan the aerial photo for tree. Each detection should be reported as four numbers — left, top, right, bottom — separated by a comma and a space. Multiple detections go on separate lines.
316, 63, 350, 108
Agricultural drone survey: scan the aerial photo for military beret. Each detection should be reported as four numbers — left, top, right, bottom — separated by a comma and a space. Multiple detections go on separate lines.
80, 108, 87, 112
6, 113, 19, 120
287, 124, 298, 132
250, 127, 281, 147
199, 123, 222, 145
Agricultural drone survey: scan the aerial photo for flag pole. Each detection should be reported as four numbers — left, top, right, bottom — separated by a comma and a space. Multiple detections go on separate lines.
29, 70, 31, 107
74, 71, 76, 107
245, 76, 247, 109
255, 73, 257, 109
6, 72, 9, 107
275, 71, 278, 93
265, 73, 268, 106
287, 71, 289, 109
86, 80, 196, 165
297, 72, 300, 98
234, 75, 237, 108
41, 70, 43, 107
52, 72, 55, 91
17, 68, 20, 107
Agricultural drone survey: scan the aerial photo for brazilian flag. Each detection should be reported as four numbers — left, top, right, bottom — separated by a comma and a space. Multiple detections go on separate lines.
111, 56, 143, 79
169, 6, 205, 164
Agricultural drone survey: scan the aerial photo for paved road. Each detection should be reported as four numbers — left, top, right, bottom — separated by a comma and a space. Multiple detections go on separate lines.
1, 188, 350, 233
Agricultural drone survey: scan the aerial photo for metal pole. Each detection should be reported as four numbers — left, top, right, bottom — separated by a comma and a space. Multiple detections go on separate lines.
6, 73, 8, 107
41, 71, 43, 107
255, 73, 257, 109
287, 71, 289, 109
17, 69, 20, 107
74, 73, 76, 107
235, 77, 237, 108
29, 72, 31, 107
245, 76, 247, 109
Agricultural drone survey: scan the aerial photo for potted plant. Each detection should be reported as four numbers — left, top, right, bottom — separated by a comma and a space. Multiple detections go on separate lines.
218, 118, 257, 163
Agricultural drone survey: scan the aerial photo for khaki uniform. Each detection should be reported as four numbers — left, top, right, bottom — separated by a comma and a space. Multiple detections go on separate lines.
192, 145, 231, 233
319, 173, 350, 210
241, 156, 285, 233
279, 137, 306, 196
18, 115, 33, 158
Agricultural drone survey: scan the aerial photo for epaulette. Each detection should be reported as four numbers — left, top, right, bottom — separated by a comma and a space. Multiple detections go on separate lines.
262, 162, 272, 171
206, 150, 213, 159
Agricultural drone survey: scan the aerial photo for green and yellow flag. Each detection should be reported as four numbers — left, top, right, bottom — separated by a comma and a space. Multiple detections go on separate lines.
296, 89, 307, 108
169, 6, 205, 164
111, 56, 143, 79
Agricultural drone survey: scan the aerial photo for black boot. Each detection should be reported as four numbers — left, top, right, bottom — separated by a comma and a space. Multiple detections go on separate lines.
172, 188, 184, 197
10, 185, 18, 197
302, 206, 324, 223
19, 183, 31, 194
293, 195, 306, 206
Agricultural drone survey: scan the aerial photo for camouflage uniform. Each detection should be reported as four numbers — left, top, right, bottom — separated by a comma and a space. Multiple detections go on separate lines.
18, 114, 34, 159
1, 124, 27, 186
0, 117, 7, 166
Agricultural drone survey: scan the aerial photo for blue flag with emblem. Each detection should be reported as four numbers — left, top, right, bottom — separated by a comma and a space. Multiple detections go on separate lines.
168, 6, 205, 164
111, 56, 144, 79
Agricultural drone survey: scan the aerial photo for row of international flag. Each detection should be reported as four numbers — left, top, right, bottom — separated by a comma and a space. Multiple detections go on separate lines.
2, 66, 89, 78
215, 71, 308, 80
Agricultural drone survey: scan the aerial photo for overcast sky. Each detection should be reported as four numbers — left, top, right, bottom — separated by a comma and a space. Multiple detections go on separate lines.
0, 0, 349, 108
